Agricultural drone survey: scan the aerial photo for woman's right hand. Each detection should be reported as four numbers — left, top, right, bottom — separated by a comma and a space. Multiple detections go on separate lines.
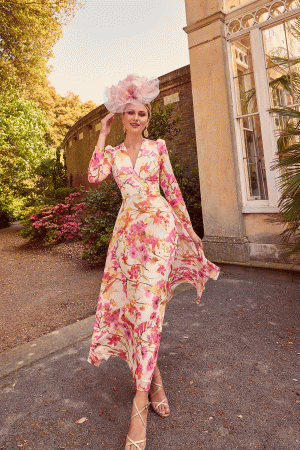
99, 112, 115, 138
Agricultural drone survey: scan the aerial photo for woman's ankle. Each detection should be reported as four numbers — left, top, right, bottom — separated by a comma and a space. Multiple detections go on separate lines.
151, 365, 162, 384
135, 389, 150, 405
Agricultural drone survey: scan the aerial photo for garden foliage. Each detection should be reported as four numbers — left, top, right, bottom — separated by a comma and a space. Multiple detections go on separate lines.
20, 192, 85, 246
81, 179, 122, 263
0, 0, 82, 96
0, 206, 11, 229
148, 102, 181, 141
171, 155, 203, 239
0, 91, 48, 217
270, 107, 300, 255
33, 147, 70, 205
0, 1, 95, 224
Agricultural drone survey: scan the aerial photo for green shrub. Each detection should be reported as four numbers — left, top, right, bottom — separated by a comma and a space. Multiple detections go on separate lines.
0, 207, 11, 229
47, 186, 81, 205
23, 186, 82, 214
81, 177, 122, 263
171, 154, 203, 238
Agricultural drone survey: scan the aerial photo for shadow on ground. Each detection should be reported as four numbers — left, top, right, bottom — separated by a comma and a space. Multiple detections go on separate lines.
1, 273, 300, 449
0, 224, 102, 352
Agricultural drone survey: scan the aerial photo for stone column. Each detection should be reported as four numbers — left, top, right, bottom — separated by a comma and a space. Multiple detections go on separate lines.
184, 1, 249, 263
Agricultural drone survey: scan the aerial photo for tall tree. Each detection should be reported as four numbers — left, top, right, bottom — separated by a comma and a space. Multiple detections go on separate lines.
45, 90, 97, 147
0, 0, 84, 95
0, 91, 48, 215
0, 0, 98, 218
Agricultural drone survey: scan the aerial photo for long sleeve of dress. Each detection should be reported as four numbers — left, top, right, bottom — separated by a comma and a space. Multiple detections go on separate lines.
158, 139, 193, 229
88, 145, 114, 183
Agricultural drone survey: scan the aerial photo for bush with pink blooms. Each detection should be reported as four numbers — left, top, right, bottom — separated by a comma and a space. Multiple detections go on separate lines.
19, 192, 86, 246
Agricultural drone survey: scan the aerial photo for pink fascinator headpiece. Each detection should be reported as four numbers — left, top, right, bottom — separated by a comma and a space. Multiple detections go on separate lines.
104, 74, 160, 113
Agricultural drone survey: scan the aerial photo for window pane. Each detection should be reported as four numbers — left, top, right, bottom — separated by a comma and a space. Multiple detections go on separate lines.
239, 115, 268, 200
268, 62, 300, 106
232, 35, 253, 77
232, 35, 257, 114
266, 65, 294, 107
234, 72, 257, 114
286, 18, 300, 59
263, 18, 300, 106
263, 23, 288, 68
272, 103, 300, 133
291, 63, 300, 103
286, 0, 300, 10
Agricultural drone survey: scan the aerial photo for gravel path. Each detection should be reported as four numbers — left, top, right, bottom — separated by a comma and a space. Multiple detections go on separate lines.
0, 224, 102, 353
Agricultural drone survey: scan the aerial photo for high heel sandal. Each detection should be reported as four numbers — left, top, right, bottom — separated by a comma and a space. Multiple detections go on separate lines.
125, 398, 150, 450
149, 381, 170, 418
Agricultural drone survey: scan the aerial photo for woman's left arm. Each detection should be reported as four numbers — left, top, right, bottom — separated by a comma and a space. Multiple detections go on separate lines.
158, 139, 202, 250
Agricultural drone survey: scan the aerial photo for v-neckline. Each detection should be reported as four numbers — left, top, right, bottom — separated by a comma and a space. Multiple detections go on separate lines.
123, 139, 145, 171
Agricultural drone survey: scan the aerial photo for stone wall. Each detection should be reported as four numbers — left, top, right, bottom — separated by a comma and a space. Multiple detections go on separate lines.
184, 0, 300, 265
62, 65, 198, 188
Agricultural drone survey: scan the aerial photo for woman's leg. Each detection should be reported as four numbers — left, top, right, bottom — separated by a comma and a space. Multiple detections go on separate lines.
125, 389, 149, 450
149, 364, 170, 416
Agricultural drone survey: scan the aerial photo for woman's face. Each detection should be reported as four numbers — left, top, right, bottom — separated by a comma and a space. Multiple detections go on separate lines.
123, 104, 149, 135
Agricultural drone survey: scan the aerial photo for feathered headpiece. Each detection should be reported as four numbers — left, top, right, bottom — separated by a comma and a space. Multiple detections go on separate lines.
104, 74, 160, 113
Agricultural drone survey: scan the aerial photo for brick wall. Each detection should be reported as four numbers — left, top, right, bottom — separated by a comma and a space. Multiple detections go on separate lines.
63, 65, 198, 187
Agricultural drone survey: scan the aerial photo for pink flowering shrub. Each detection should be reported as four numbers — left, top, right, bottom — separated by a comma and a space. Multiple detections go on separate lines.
19, 192, 86, 246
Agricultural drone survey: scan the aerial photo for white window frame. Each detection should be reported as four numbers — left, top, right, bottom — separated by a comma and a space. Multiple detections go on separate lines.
227, 10, 300, 213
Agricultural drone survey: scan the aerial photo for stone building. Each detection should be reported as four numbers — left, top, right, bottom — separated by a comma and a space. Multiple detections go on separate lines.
184, 0, 300, 266
63, 0, 300, 267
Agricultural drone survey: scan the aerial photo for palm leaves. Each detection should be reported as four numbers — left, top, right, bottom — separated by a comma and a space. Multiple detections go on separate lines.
266, 30, 300, 254
270, 106, 300, 254
241, 41, 300, 255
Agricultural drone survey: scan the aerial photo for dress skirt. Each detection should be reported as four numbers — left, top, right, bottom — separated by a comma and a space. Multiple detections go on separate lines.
87, 138, 220, 391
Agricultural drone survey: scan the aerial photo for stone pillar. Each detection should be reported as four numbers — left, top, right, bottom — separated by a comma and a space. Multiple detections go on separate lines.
184, 1, 249, 263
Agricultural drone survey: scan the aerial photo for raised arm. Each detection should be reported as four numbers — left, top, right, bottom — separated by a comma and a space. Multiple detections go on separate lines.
88, 112, 115, 183
88, 146, 114, 183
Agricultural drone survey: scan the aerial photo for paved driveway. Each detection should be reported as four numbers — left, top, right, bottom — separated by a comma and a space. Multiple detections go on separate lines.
1, 270, 300, 449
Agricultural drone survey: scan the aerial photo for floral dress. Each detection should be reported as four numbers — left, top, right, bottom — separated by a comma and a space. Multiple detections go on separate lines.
88, 138, 219, 391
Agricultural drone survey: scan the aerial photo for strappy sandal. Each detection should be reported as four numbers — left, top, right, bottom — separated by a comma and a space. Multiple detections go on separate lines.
149, 381, 170, 418
125, 398, 150, 450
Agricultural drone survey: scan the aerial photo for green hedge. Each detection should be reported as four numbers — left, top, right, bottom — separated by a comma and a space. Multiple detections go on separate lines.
0, 208, 10, 229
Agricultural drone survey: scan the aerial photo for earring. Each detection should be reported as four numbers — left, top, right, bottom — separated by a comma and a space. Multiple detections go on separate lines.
144, 128, 149, 138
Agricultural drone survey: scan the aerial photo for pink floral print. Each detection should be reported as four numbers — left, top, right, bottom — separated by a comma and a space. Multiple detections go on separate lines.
88, 139, 219, 391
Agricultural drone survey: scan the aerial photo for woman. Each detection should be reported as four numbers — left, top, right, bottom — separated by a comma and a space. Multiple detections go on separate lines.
88, 74, 219, 450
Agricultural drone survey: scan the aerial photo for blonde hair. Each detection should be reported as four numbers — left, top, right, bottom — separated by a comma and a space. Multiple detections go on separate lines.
145, 103, 151, 120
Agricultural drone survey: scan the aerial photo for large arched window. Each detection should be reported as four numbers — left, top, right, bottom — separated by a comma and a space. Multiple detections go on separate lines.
226, 0, 300, 213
